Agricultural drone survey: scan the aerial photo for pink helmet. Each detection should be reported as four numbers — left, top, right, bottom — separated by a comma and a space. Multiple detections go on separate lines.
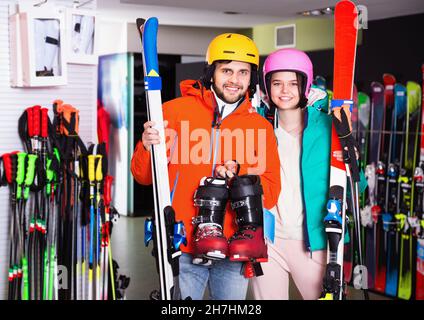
263, 48, 313, 97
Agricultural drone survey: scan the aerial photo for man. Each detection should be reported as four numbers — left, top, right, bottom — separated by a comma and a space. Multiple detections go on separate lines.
131, 33, 280, 300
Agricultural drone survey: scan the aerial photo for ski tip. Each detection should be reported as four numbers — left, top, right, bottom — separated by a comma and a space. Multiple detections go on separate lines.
335, 0, 358, 22
145, 17, 159, 30
335, 0, 356, 9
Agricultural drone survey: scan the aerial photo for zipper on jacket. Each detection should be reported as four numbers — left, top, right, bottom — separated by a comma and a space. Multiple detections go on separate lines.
300, 109, 312, 254
209, 95, 245, 176
211, 128, 221, 176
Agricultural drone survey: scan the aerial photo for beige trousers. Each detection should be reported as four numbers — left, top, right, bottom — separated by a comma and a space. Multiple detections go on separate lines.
251, 238, 327, 300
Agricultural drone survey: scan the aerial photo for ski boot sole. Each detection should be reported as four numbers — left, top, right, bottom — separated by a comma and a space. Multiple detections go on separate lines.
229, 255, 268, 262
192, 251, 227, 266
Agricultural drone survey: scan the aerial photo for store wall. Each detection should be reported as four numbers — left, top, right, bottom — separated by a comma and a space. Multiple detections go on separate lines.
175, 13, 424, 97
304, 13, 424, 92
126, 23, 245, 55
253, 17, 363, 55
0, 0, 97, 299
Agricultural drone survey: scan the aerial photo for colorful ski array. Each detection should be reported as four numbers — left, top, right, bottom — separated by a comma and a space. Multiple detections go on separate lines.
327, 66, 422, 299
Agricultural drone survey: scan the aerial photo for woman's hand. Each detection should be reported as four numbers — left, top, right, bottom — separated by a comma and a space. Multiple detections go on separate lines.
333, 147, 360, 162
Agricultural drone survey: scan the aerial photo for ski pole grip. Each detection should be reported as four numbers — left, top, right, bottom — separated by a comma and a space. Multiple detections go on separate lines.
46, 157, 53, 195
41, 108, 49, 138
24, 155, 37, 199
16, 152, 27, 185
11, 152, 18, 182
26, 107, 34, 137
33, 105, 41, 136
53, 99, 63, 111
95, 155, 103, 182
3, 153, 13, 184
53, 147, 61, 163
25, 154, 37, 185
88, 155, 95, 182
104, 175, 113, 206
46, 158, 54, 182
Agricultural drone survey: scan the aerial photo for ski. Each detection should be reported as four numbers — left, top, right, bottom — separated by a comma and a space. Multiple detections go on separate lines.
357, 92, 371, 290
414, 64, 424, 300
136, 17, 185, 300
384, 83, 407, 297
358, 92, 370, 206
397, 81, 422, 300
374, 74, 396, 293
395, 82, 421, 300
319, 0, 361, 300
363, 82, 385, 290
343, 85, 359, 285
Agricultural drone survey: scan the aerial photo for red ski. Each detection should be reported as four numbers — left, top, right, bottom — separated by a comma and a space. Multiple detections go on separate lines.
319, 0, 366, 300
415, 64, 424, 300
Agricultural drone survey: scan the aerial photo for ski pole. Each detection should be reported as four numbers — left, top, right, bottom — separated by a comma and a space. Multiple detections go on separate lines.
4, 152, 18, 299
79, 153, 87, 300
23, 154, 37, 300
88, 154, 95, 300
95, 154, 103, 300
16, 152, 27, 300
44, 157, 54, 300
103, 175, 113, 300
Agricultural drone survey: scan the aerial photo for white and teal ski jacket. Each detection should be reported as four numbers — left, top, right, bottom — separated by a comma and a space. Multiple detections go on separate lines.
258, 85, 367, 251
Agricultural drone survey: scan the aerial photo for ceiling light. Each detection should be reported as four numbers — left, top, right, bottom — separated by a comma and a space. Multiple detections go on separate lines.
322, 7, 333, 14
298, 6, 335, 17
223, 11, 241, 15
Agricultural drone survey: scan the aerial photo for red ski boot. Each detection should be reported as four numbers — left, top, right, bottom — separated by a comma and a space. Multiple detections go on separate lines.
192, 177, 229, 264
228, 225, 268, 262
228, 175, 268, 263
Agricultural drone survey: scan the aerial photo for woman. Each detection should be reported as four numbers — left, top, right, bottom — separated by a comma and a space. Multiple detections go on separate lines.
251, 48, 366, 300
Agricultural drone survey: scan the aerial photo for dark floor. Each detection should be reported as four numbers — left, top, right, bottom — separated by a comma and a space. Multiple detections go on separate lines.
111, 216, 391, 300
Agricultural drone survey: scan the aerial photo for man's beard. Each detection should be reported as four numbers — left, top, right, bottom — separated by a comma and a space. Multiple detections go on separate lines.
212, 83, 245, 104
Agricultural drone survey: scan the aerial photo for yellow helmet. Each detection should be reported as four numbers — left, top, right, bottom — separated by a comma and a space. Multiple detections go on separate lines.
206, 33, 259, 68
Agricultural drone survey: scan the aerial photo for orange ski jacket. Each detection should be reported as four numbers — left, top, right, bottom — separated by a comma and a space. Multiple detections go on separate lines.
131, 80, 281, 254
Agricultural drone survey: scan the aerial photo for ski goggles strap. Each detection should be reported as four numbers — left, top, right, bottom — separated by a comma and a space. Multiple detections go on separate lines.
331, 99, 354, 113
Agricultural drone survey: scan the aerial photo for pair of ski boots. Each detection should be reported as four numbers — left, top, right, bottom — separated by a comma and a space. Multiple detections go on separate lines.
191, 175, 267, 274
